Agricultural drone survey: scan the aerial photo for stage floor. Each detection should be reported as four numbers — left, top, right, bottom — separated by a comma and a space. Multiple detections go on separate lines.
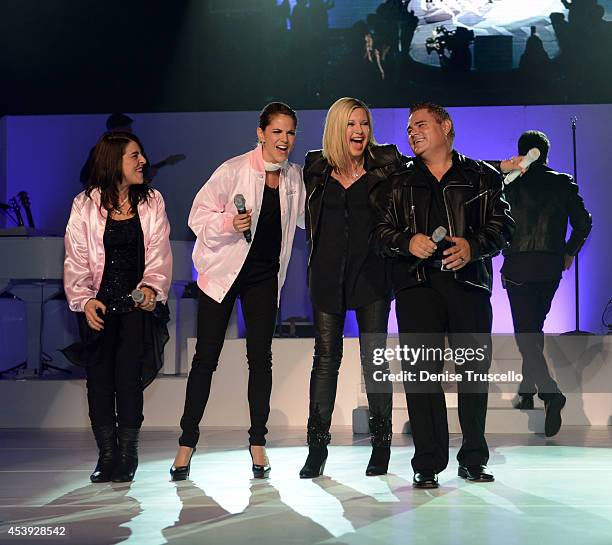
1, 427, 611, 545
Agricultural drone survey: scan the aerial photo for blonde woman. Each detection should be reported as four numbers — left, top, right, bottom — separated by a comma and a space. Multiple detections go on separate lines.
300, 97, 405, 478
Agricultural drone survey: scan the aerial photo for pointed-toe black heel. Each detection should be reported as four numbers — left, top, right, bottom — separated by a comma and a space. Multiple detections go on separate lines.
299, 446, 328, 479
170, 447, 196, 482
249, 445, 271, 479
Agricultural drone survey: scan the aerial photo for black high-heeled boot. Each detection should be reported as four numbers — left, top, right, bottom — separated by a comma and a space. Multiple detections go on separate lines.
365, 414, 392, 476
170, 447, 196, 481
299, 445, 328, 478
299, 410, 331, 479
90, 425, 117, 483
249, 445, 271, 479
112, 427, 140, 483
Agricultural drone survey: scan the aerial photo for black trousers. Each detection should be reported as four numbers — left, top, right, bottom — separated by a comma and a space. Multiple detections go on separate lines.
179, 274, 278, 447
86, 310, 145, 429
395, 269, 492, 473
505, 278, 561, 398
307, 298, 393, 444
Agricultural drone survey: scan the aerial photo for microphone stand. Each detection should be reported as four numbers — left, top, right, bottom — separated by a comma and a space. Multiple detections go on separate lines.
562, 117, 592, 335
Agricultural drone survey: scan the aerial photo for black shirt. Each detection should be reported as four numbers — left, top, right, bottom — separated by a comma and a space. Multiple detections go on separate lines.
309, 175, 388, 313
239, 184, 282, 285
414, 156, 455, 264
97, 214, 142, 313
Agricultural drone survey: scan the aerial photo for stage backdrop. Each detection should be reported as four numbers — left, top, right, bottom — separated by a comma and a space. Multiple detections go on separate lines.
0, 104, 609, 338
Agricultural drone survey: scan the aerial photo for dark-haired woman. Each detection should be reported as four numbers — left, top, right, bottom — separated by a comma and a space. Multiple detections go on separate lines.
171, 102, 305, 480
300, 97, 405, 478
64, 131, 172, 483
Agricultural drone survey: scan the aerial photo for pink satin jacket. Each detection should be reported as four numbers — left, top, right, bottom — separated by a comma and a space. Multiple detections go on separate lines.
64, 188, 172, 312
190, 145, 305, 303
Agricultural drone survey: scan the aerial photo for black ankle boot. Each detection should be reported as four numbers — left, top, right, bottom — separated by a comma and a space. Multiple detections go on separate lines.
112, 427, 140, 483
365, 414, 392, 476
299, 411, 331, 479
90, 425, 117, 483
299, 446, 328, 478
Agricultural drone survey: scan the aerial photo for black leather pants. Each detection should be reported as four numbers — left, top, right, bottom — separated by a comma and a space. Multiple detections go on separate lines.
306, 298, 393, 447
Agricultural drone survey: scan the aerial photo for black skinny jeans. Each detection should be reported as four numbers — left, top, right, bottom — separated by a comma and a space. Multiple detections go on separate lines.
179, 274, 278, 448
307, 298, 392, 445
86, 310, 146, 429
395, 269, 492, 473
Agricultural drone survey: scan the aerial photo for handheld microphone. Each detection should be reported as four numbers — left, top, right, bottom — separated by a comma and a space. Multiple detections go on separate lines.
430, 225, 447, 244
409, 226, 448, 271
131, 289, 145, 304
233, 194, 252, 243
504, 148, 540, 185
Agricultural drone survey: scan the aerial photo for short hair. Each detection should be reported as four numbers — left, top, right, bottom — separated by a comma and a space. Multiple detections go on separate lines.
86, 131, 152, 212
106, 113, 133, 131
408, 102, 455, 142
518, 130, 549, 163
258, 102, 298, 130
322, 97, 377, 175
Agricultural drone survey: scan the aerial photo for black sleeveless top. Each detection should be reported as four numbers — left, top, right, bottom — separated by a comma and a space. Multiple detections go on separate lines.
97, 214, 143, 313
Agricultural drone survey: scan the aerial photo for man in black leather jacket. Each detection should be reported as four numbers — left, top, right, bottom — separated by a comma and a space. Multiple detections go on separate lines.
497, 130, 592, 437
373, 103, 514, 487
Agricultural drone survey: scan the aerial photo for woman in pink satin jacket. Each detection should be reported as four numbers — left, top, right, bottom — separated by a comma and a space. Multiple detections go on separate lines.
64, 131, 172, 484
171, 102, 305, 481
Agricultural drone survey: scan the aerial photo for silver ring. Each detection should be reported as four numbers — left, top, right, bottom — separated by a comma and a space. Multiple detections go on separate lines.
459, 257, 465, 263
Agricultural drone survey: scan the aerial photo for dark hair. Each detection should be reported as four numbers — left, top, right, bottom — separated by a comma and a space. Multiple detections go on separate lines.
258, 102, 297, 130
85, 131, 152, 212
518, 130, 549, 163
106, 112, 133, 131
409, 102, 455, 142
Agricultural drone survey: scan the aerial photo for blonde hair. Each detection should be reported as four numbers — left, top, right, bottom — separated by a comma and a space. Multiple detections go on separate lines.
322, 97, 377, 175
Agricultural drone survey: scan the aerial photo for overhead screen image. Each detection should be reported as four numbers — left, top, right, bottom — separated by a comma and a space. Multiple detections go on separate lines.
2, 0, 611, 114
202, 0, 612, 109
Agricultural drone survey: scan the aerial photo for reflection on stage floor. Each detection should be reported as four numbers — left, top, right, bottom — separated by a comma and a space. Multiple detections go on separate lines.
1, 427, 611, 545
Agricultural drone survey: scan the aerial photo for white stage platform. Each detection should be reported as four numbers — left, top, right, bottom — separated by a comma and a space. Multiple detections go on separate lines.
0, 337, 610, 432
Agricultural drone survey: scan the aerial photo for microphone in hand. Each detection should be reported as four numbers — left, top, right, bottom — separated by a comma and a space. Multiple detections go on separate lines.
504, 148, 540, 185
233, 193, 252, 243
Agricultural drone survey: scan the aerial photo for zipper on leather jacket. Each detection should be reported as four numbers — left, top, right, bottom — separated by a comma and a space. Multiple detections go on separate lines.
442, 184, 471, 238
409, 186, 418, 234
409, 185, 423, 282
464, 189, 488, 205
442, 182, 490, 291
307, 187, 317, 267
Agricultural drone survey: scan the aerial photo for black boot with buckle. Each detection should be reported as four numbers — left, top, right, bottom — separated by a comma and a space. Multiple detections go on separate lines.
365, 413, 392, 476
299, 409, 331, 479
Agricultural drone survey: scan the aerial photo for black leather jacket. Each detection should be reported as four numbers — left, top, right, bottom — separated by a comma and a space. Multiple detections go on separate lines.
304, 144, 406, 269
373, 152, 515, 293
497, 163, 592, 257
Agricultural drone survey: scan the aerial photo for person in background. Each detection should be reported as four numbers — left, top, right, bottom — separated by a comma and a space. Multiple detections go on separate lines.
80, 113, 185, 185
497, 130, 592, 437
